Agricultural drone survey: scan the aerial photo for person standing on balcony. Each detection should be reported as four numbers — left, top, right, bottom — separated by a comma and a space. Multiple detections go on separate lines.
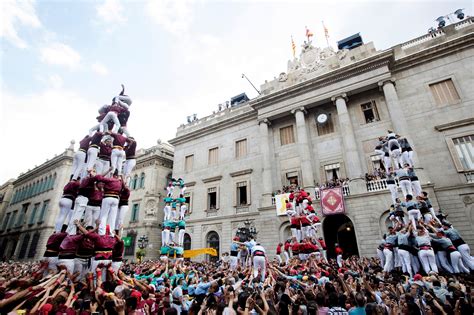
396, 165, 412, 198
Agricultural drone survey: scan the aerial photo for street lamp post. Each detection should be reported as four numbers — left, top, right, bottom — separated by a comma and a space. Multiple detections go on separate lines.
138, 235, 149, 249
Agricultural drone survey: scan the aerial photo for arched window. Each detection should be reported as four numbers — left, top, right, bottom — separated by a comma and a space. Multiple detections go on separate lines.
206, 231, 220, 262
18, 234, 30, 259
139, 173, 145, 189
132, 175, 138, 190
183, 233, 192, 250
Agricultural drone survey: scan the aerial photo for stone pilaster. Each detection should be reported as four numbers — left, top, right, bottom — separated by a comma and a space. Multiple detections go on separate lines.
378, 79, 409, 137
258, 119, 274, 207
331, 93, 363, 179
291, 107, 315, 190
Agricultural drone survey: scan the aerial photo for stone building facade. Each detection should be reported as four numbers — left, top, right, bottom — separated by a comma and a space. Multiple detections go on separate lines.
169, 18, 474, 260
0, 141, 173, 261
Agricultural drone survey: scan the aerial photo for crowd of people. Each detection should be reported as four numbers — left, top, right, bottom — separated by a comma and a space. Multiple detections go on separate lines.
364, 170, 387, 182
1, 253, 473, 314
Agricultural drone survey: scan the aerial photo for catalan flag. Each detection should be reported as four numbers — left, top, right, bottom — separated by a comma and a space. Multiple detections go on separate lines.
291, 36, 296, 57
322, 21, 329, 39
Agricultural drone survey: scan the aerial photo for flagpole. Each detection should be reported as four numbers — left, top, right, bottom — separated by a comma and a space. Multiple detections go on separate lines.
322, 21, 330, 47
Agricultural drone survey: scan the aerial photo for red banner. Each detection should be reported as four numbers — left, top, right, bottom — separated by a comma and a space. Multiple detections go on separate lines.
320, 187, 345, 215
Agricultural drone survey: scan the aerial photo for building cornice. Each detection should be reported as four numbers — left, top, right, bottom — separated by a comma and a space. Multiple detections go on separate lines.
169, 109, 257, 146
14, 152, 73, 185
434, 117, 474, 131
393, 32, 474, 72
249, 50, 393, 111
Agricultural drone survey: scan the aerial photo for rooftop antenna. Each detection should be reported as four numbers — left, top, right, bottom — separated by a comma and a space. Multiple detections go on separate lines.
242, 73, 261, 95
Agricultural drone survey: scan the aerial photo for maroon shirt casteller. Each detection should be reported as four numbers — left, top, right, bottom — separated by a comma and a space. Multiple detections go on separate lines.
44, 232, 68, 257
99, 143, 112, 161
59, 234, 83, 258
112, 239, 124, 262
96, 175, 122, 196
89, 132, 103, 147
111, 133, 128, 148
62, 180, 80, 199
87, 232, 116, 260
79, 135, 91, 151
119, 186, 130, 206
78, 176, 97, 198
87, 187, 104, 207
125, 140, 137, 159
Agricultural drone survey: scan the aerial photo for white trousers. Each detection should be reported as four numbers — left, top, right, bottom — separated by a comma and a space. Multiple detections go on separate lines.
398, 249, 413, 277
74, 258, 90, 280
383, 156, 392, 171
57, 259, 75, 275
179, 205, 187, 220
72, 151, 86, 180
283, 251, 290, 264
162, 229, 170, 246
383, 248, 394, 272
164, 205, 172, 221
111, 149, 126, 175
86, 147, 99, 172
95, 159, 110, 176
253, 256, 266, 282
230, 256, 238, 270
411, 181, 422, 197
436, 251, 454, 273
56, 198, 74, 232
418, 249, 438, 274
116, 205, 128, 230
91, 259, 112, 282
457, 244, 474, 270
450, 251, 470, 273
46, 257, 58, 274
411, 254, 420, 274
67, 195, 89, 234
111, 261, 122, 273
100, 112, 120, 133
401, 151, 411, 167
388, 184, 398, 205
408, 209, 421, 230
337, 254, 343, 268
377, 249, 385, 268
178, 229, 185, 246
84, 205, 101, 228
123, 159, 136, 181
399, 180, 412, 198
99, 197, 119, 235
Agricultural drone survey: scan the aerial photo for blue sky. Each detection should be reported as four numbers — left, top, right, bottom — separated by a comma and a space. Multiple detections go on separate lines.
0, 0, 471, 182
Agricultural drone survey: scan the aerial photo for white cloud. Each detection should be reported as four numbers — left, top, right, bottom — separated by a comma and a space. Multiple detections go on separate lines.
39, 42, 81, 69
96, 0, 126, 31
0, 0, 41, 48
91, 62, 109, 76
145, 0, 193, 35
48, 74, 63, 89
0, 88, 98, 182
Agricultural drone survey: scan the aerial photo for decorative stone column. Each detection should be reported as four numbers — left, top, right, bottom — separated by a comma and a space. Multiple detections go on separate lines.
331, 93, 363, 179
378, 79, 409, 136
291, 107, 315, 190
258, 119, 274, 206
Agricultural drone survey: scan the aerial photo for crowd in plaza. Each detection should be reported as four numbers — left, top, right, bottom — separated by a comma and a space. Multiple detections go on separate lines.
0, 254, 473, 314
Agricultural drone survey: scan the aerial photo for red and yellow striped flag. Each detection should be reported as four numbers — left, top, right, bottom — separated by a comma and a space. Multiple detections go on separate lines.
305, 26, 314, 40
291, 36, 296, 57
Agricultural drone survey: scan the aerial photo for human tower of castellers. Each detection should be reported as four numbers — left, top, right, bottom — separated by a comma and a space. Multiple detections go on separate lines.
42, 85, 141, 280
372, 130, 474, 277
158, 178, 188, 261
